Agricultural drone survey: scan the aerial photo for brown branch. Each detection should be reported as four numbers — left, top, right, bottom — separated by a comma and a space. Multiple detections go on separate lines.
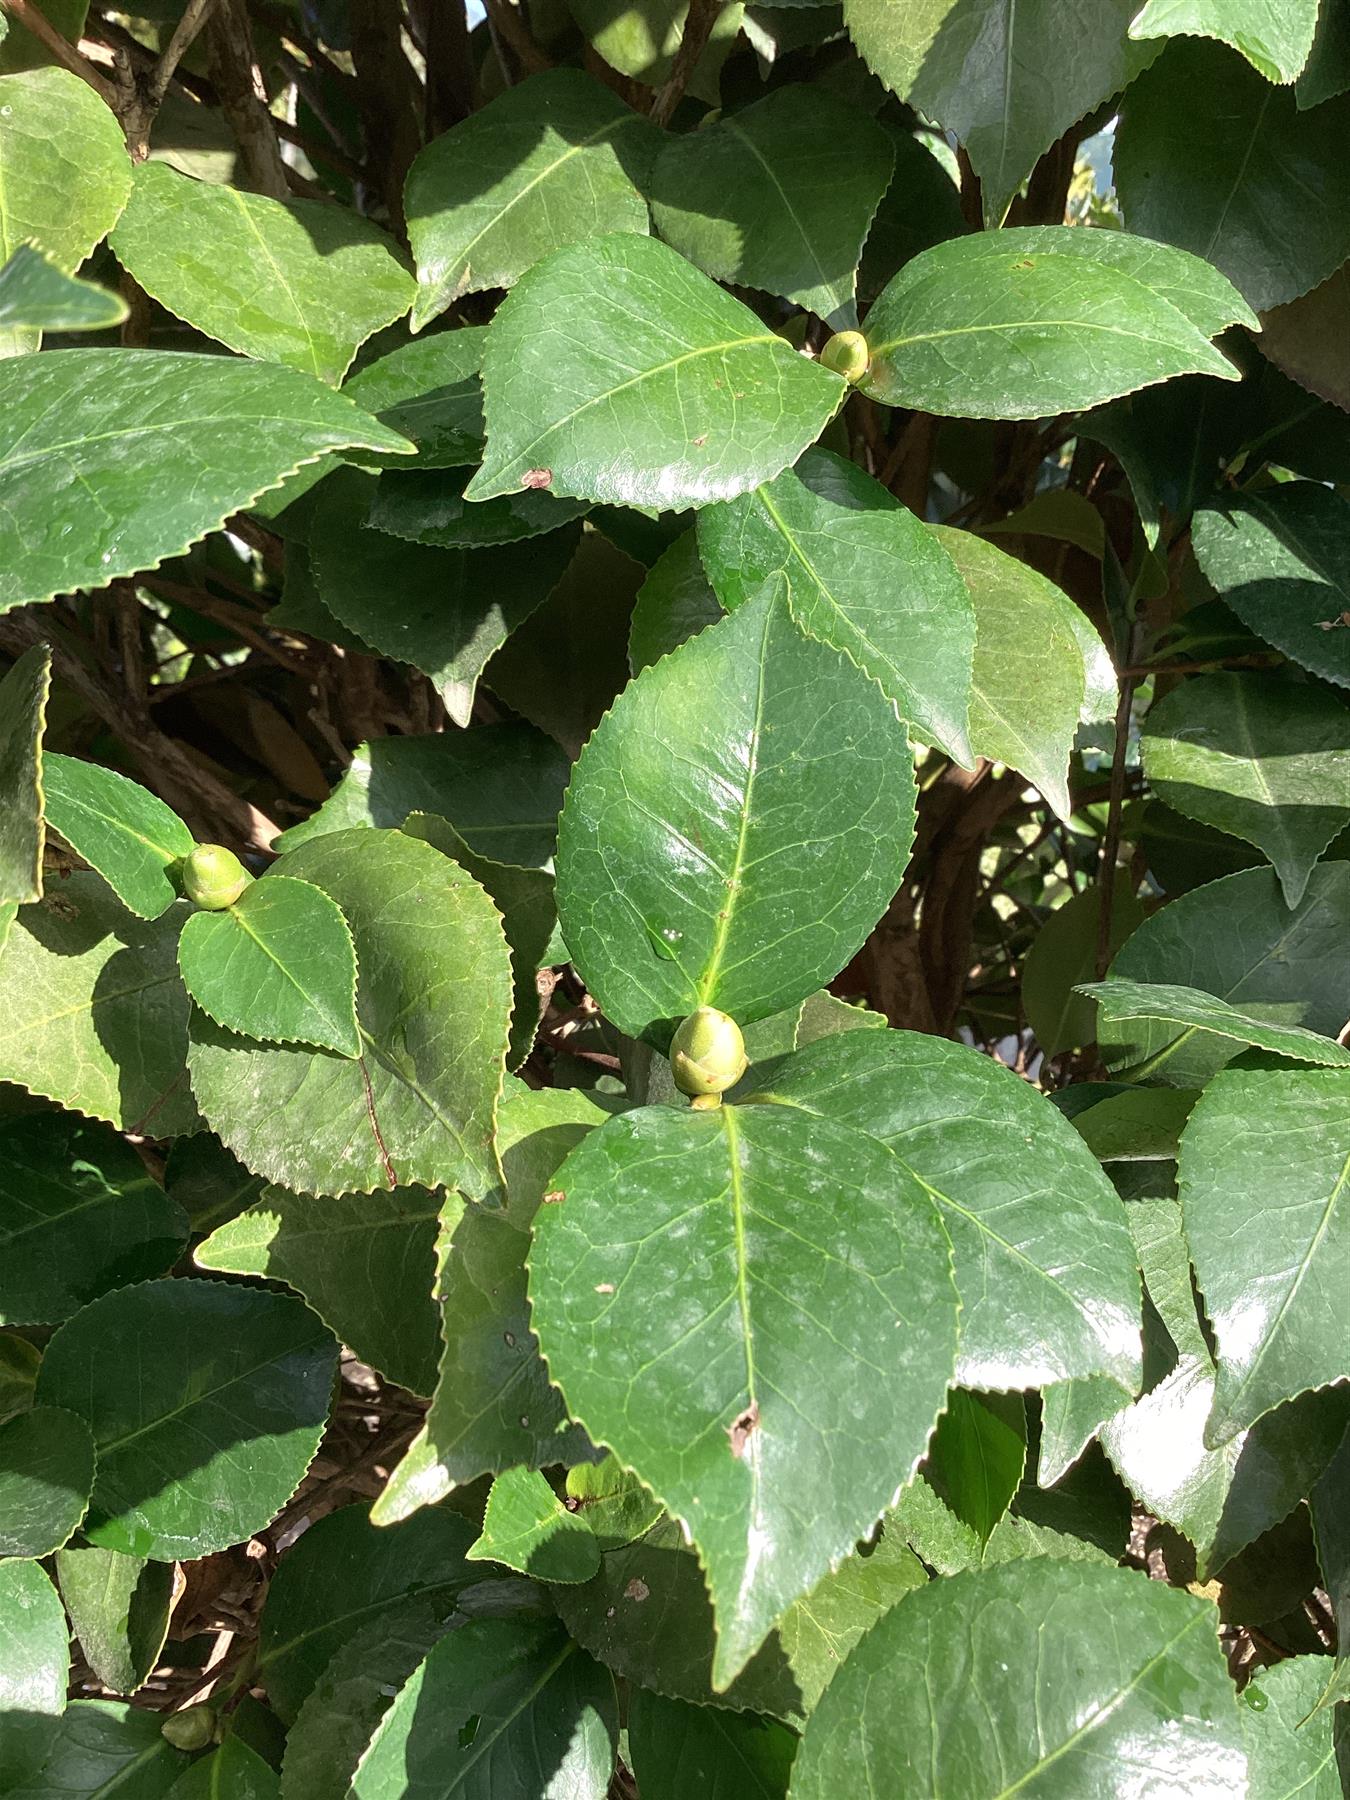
483, 0, 552, 83
649, 0, 720, 126
205, 0, 290, 199
1094, 672, 1137, 979
411, 0, 473, 133
0, 0, 118, 103
349, 0, 425, 230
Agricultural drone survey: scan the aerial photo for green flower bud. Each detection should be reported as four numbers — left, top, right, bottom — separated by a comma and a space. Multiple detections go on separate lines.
161, 1704, 216, 1751
819, 329, 870, 384
181, 844, 252, 911
670, 1006, 748, 1103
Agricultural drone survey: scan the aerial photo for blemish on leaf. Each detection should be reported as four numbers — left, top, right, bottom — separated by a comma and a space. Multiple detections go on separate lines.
692, 434, 708, 447
543, 1188, 566, 1204
521, 467, 553, 489
595, 1281, 615, 1294
728, 1401, 759, 1458
624, 1577, 650, 1602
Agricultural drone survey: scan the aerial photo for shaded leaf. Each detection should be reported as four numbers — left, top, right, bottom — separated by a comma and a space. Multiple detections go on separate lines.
467, 1466, 602, 1584
1082, 976, 1350, 1076
0, 642, 49, 908
165, 1736, 278, 1800
42, 755, 193, 921
1257, 262, 1350, 411
368, 465, 589, 549
0, 1563, 69, 1792
1241, 1655, 1342, 1799
924, 1389, 1026, 1548
342, 329, 486, 470
628, 1690, 795, 1800
55, 1546, 174, 1697
163, 1133, 265, 1236
1023, 873, 1146, 1056
568, 0, 744, 94
0, 1403, 94, 1557
629, 529, 723, 673
5, 1697, 190, 1800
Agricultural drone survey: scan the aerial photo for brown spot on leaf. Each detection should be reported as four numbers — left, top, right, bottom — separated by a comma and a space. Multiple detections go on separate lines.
692, 434, 708, 447
728, 1401, 759, 1458
542, 1188, 566, 1205
595, 1282, 615, 1295
521, 467, 553, 489
624, 1578, 650, 1602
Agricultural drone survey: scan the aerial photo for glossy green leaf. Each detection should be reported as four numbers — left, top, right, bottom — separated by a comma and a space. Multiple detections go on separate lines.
1241, 1656, 1341, 1799
0, 877, 198, 1136
1116, 39, 1350, 311
628, 1690, 795, 1800
177, 875, 359, 1058
342, 329, 486, 470
1192, 483, 1350, 690
0, 1560, 69, 1792
368, 466, 589, 549
1082, 976, 1350, 1076
925, 1389, 1026, 1548
759, 1030, 1143, 1394
0, 67, 131, 352
5, 1699, 190, 1800
0, 351, 411, 618
698, 449, 976, 763
861, 225, 1253, 419
35, 1277, 338, 1560
556, 589, 915, 1044
563, 1454, 663, 1549
0, 1330, 39, 1425
467, 1466, 602, 1584
55, 1546, 174, 1697
0, 243, 126, 331
372, 1085, 609, 1525
649, 83, 893, 327
1180, 1064, 1350, 1444
111, 162, 415, 384
187, 830, 511, 1201
530, 1100, 958, 1688
0, 1403, 93, 1556
1067, 1085, 1198, 1161
256, 1501, 478, 1723
164, 1736, 279, 1800
350, 1618, 617, 1800
405, 68, 659, 329
1141, 672, 1350, 907
629, 529, 723, 673
0, 642, 49, 908
309, 468, 579, 724
1023, 874, 1147, 1056
1128, 0, 1318, 82
1102, 865, 1350, 1086
42, 755, 194, 921
791, 1561, 1244, 1795
843, 0, 1156, 225
274, 722, 569, 869
195, 1182, 440, 1395
466, 235, 847, 507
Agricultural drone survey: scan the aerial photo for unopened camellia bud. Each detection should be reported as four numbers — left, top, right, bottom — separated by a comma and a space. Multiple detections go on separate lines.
819, 329, 870, 384
161, 1703, 216, 1751
181, 844, 252, 911
670, 1006, 748, 1104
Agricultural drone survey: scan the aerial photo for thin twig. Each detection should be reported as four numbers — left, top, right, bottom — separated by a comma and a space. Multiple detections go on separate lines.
483, 0, 552, 81
649, 0, 720, 126
1094, 672, 1137, 979
0, 0, 118, 103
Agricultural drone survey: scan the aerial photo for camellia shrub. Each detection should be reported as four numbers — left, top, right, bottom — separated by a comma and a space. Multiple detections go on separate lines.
0, 0, 1348, 1792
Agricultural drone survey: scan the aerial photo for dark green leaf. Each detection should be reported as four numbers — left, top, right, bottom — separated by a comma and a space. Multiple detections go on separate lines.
405, 68, 659, 328
42, 755, 194, 921
466, 235, 846, 507
5, 1698, 190, 1800
164, 1736, 278, 1800
628, 1690, 795, 1800
35, 1277, 337, 1560
467, 1466, 602, 1584
698, 449, 975, 762
368, 466, 589, 548
1258, 263, 1350, 413
163, 1133, 265, 1236
1023, 874, 1146, 1056
0, 243, 127, 331
629, 529, 723, 673
790, 1561, 1243, 1796
1081, 977, 1350, 1075
0, 1403, 94, 1556
342, 329, 486, 470
556, 589, 915, 1043
0, 1559, 69, 1791
55, 1546, 174, 1697
0, 1330, 39, 1425
0, 642, 49, 908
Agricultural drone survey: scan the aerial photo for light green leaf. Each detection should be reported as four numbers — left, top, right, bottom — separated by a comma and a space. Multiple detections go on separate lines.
530, 1100, 958, 1689
164, 1736, 278, 1800
372, 1085, 609, 1525
178, 875, 359, 1058
563, 1454, 662, 1549
1101, 864, 1350, 1086
629, 529, 723, 673
0, 1560, 69, 1791
42, 755, 194, 921
1192, 483, 1350, 690
55, 1546, 174, 1697
1241, 1656, 1341, 1799
861, 225, 1253, 420
567, 0, 745, 97
1023, 874, 1147, 1056
0, 1112, 185, 1326
0, 1403, 93, 1557
0, 642, 49, 908
406, 68, 659, 329
757, 1030, 1143, 1394
0, 877, 198, 1136
187, 830, 511, 1202
256, 1501, 478, 1724
649, 83, 893, 327
1129, 0, 1318, 88
556, 589, 915, 1044
628, 1690, 795, 1800
1180, 1064, 1350, 1444
934, 525, 1095, 822
273, 722, 569, 869
925, 1389, 1026, 1548
1116, 39, 1350, 311
1080, 976, 1350, 1075
467, 1467, 603, 1584
195, 1183, 440, 1396
111, 162, 415, 384
0, 351, 412, 618
555, 1513, 926, 1724
466, 234, 846, 507
5, 1699, 190, 1800
309, 468, 579, 724
35, 1277, 338, 1560
698, 449, 976, 763
0, 242, 127, 332
368, 466, 589, 549
350, 1618, 617, 1800
1141, 672, 1350, 907
342, 328, 486, 470
0, 67, 130, 353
